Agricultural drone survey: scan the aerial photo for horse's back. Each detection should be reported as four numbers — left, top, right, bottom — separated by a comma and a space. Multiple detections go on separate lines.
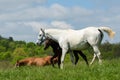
43, 56, 52, 64
33, 57, 46, 66
60, 27, 101, 50
19, 57, 35, 63
46, 27, 102, 50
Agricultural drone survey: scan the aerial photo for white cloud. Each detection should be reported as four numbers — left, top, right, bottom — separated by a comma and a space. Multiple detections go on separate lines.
24, 21, 73, 32
0, 3, 94, 22
24, 21, 50, 32
0, 0, 46, 11
0, 1, 120, 43
0, 22, 36, 42
50, 4, 68, 19
51, 21, 72, 29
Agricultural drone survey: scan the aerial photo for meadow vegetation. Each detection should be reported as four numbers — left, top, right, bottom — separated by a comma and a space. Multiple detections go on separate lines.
0, 35, 120, 80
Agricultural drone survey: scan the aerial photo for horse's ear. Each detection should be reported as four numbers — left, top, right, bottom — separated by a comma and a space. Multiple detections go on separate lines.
41, 28, 45, 34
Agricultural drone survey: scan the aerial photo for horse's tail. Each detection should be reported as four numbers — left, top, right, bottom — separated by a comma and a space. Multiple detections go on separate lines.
98, 27, 115, 38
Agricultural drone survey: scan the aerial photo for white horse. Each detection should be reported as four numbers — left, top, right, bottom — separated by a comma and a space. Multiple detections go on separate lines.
36, 27, 115, 69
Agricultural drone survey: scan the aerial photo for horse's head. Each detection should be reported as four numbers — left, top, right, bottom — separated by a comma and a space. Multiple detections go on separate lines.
15, 60, 20, 68
15, 60, 27, 68
36, 28, 46, 45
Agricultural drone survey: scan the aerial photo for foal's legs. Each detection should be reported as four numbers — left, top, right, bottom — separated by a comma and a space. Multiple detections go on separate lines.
73, 51, 79, 65
73, 50, 89, 65
58, 53, 62, 68
77, 51, 89, 65
69, 51, 75, 64
50, 54, 58, 67
50, 51, 62, 68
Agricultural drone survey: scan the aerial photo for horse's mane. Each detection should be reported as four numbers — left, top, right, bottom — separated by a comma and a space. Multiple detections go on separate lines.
45, 28, 74, 35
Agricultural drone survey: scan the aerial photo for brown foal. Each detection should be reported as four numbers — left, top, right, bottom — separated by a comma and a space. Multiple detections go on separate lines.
15, 56, 58, 67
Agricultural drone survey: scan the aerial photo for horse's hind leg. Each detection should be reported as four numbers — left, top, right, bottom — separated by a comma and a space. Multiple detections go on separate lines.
90, 53, 96, 65
90, 45, 102, 65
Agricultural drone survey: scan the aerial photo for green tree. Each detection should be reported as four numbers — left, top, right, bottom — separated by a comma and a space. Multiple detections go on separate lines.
0, 46, 6, 52
8, 37, 14, 42
26, 42, 35, 48
8, 42, 16, 51
112, 43, 120, 58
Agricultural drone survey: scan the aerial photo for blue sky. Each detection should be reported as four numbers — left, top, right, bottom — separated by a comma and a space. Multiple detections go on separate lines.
0, 0, 120, 43
47, 0, 93, 7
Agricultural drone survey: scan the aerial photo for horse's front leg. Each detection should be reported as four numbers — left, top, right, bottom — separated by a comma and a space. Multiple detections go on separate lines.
60, 48, 67, 69
59, 40, 69, 69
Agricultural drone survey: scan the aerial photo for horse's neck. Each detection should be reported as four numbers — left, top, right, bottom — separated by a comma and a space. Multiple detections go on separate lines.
45, 29, 63, 41
45, 29, 73, 41
50, 41, 60, 49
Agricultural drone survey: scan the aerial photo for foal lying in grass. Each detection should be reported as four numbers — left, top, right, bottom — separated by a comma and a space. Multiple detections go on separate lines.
44, 38, 89, 68
15, 56, 58, 67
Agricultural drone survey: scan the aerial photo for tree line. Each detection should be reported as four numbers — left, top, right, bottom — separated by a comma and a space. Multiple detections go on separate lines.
0, 35, 120, 64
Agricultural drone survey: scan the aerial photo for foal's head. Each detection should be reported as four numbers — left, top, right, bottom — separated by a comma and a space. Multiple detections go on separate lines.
44, 39, 51, 50
15, 60, 25, 67
15, 60, 20, 67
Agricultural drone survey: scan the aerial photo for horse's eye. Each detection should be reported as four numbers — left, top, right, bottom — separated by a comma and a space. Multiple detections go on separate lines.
39, 34, 41, 36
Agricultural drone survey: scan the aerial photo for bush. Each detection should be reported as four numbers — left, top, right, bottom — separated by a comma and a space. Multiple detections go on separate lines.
11, 48, 28, 64
0, 52, 11, 60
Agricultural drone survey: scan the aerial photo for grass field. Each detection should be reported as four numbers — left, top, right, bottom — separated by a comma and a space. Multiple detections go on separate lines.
0, 58, 120, 80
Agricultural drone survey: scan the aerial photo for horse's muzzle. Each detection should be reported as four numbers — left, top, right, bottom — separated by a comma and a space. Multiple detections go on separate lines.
36, 40, 43, 46
36, 42, 42, 46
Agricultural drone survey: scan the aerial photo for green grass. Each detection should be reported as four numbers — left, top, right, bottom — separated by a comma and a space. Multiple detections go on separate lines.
0, 58, 120, 80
